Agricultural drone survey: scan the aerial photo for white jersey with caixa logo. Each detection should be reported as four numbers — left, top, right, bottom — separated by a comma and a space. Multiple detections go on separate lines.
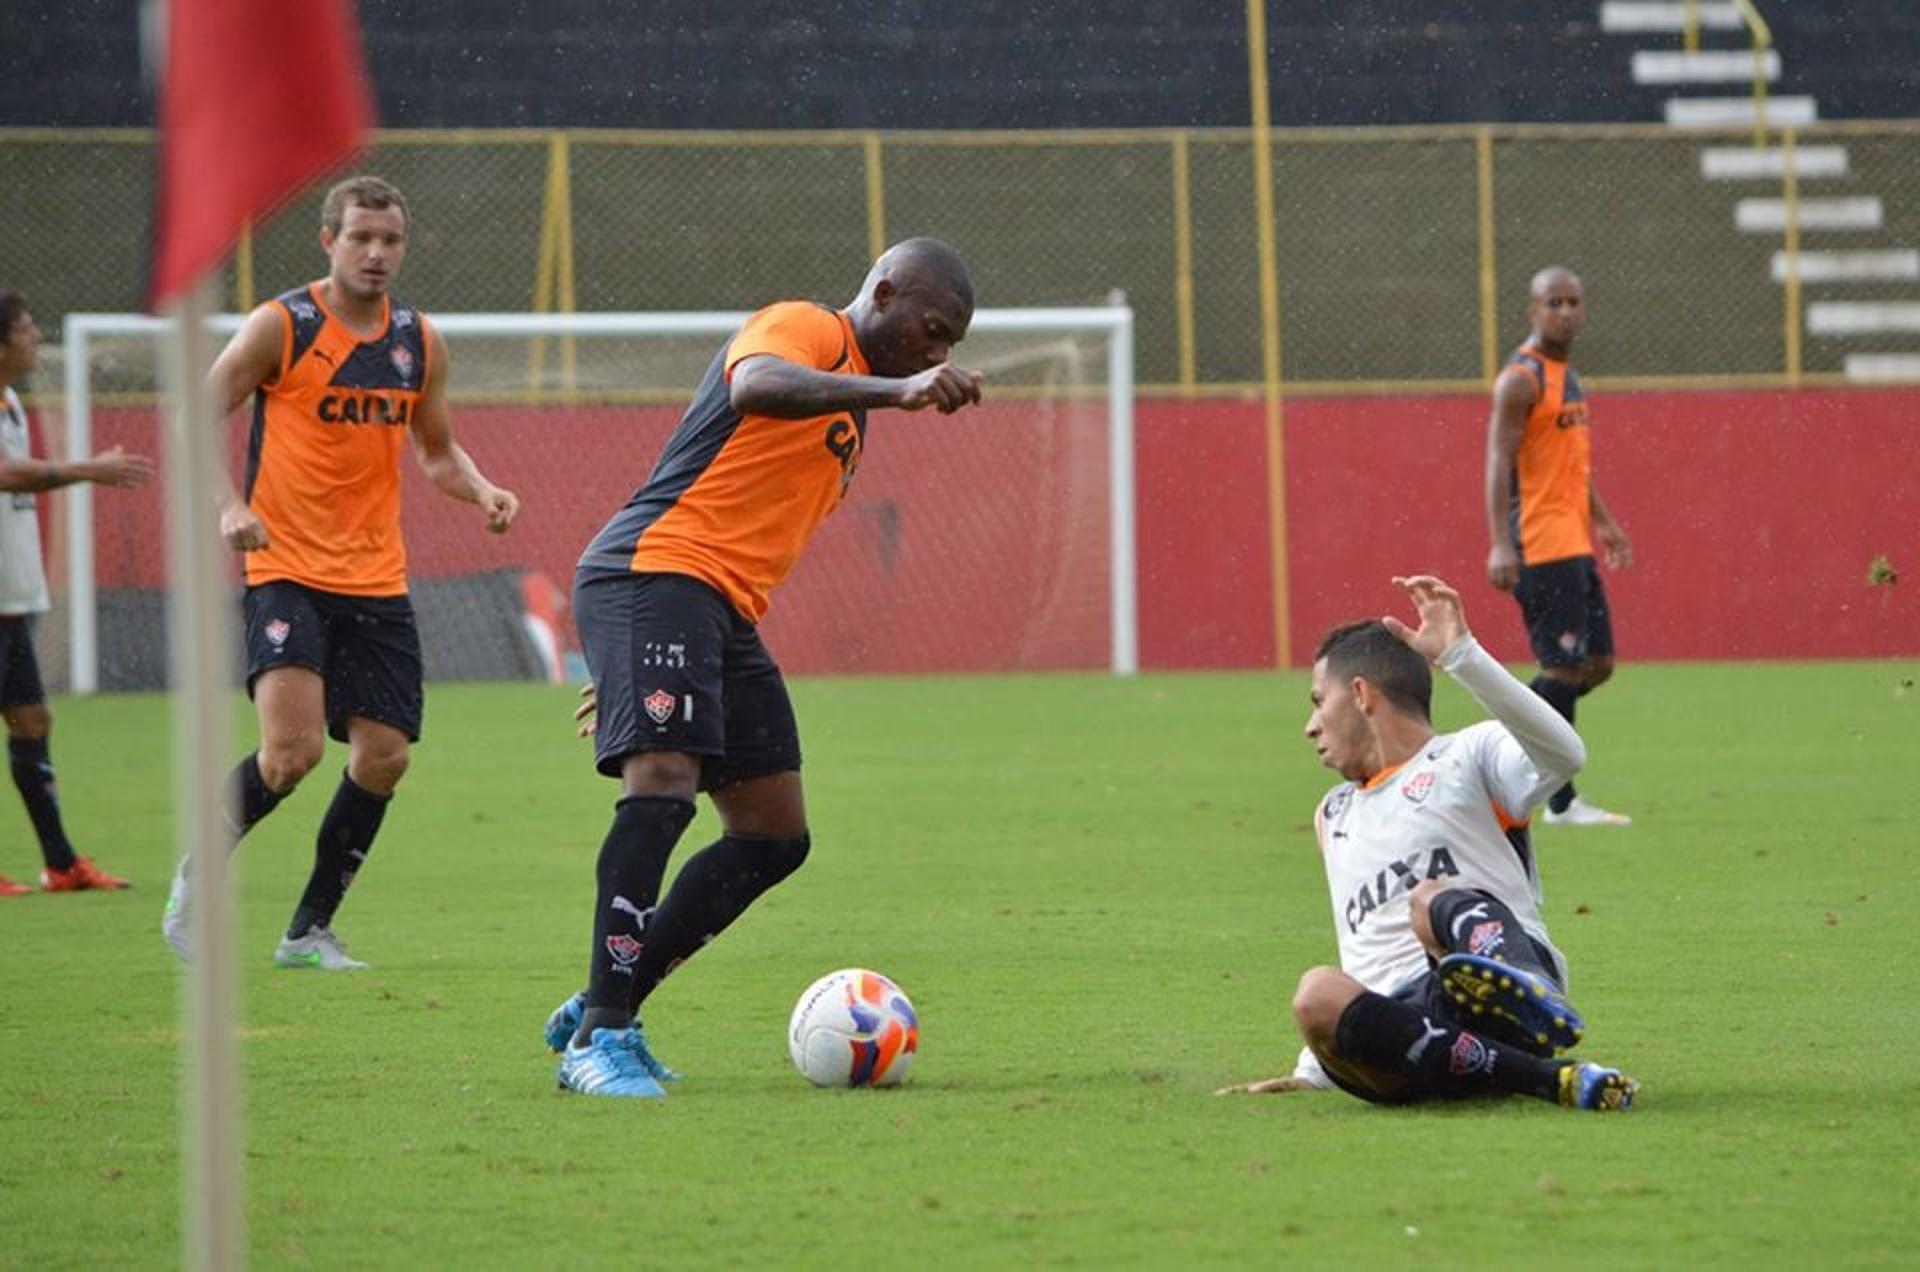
0, 388, 50, 616
1291, 635, 1585, 1087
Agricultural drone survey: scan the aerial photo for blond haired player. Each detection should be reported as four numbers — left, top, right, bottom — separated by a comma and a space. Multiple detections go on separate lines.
164, 176, 519, 968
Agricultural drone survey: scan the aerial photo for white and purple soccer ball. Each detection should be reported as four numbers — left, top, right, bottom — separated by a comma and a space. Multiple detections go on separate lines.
788, 968, 920, 1088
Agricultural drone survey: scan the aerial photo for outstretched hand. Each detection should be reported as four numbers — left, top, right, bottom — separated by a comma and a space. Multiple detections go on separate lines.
1380, 574, 1470, 663
1213, 1076, 1320, 1096
85, 446, 156, 489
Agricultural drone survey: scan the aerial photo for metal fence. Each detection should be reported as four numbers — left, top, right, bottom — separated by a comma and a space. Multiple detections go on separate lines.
5, 120, 1919, 396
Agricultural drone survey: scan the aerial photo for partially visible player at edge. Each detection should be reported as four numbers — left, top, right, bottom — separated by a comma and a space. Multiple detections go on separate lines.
1485, 266, 1633, 827
1217, 575, 1638, 1111
549, 237, 982, 1097
0, 288, 153, 896
163, 176, 520, 968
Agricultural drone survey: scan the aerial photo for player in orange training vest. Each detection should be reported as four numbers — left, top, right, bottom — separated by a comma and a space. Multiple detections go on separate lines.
163, 176, 520, 969
1484, 266, 1633, 828
550, 238, 983, 1097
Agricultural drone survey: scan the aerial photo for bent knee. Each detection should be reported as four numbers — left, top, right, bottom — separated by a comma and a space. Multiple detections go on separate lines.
1291, 967, 1357, 1047
351, 747, 410, 795
258, 738, 325, 791
5, 703, 52, 739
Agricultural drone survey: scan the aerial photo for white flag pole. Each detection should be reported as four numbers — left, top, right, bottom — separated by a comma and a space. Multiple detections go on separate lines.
161, 274, 244, 1272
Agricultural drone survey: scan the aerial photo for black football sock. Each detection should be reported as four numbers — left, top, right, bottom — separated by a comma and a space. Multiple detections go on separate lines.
576, 794, 696, 1046
286, 772, 390, 939
9, 736, 76, 872
223, 752, 288, 846
1529, 675, 1582, 813
1334, 990, 1563, 1103
1427, 887, 1557, 983
627, 832, 810, 1012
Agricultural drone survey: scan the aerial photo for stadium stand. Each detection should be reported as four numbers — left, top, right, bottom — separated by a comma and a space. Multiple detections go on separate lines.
7, 0, 1917, 129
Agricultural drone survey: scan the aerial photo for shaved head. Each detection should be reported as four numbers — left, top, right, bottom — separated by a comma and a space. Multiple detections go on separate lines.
1525, 265, 1586, 355
861, 237, 973, 310
847, 237, 975, 377
1529, 265, 1581, 301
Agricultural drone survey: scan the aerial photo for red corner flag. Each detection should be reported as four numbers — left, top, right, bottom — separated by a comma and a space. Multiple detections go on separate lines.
150, 0, 374, 307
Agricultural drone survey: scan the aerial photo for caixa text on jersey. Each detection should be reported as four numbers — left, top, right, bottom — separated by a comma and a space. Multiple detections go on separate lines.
316, 392, 413, 426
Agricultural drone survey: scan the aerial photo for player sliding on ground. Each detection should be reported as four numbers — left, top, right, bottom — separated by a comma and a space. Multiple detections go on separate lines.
1218, 574, 1638, 1111
548, 238, 983, 1097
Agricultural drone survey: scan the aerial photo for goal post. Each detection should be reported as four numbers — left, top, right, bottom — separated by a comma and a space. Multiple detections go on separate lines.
55, 303, 1136, 692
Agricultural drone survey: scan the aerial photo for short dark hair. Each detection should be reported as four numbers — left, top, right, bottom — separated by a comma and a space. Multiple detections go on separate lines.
1313, 620, 1432, 721
0, 289, 26, 341
321, 175, 409, 235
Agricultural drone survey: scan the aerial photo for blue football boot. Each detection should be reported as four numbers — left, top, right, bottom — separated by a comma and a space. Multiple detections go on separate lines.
556, 1027, 667, 1099
1438, 951, 1586, 1052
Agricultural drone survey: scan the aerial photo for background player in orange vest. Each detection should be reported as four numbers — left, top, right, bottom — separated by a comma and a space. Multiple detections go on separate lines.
0, 288, 153, 896
549, 238, 982, 1097
1484, 266, 1633, 827
164, 176, 520, 968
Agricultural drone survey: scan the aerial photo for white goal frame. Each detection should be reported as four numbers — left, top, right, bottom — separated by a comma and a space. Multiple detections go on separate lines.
60, 305, 1136, 690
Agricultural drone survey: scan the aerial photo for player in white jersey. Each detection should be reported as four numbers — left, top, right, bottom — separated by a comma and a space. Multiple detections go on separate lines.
0, 289, 154, 896
1219, 575, 1638, 1111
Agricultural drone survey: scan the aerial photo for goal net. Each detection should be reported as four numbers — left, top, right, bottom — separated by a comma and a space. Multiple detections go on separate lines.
45, 306, 1135, 693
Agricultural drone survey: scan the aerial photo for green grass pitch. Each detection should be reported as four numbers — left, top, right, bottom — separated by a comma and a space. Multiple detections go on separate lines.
3, 660, 1916, 1267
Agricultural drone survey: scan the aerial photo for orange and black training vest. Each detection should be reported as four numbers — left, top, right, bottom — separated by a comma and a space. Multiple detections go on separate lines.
244, 282, 431, 596
1502, 342, 1593, 567
577, 301, 870, 622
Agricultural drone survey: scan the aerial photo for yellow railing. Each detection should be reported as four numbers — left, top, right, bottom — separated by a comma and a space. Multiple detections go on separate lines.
1732, 0, 1774, 148
7, 119, 1920, 397
1682, 1, 1774, 147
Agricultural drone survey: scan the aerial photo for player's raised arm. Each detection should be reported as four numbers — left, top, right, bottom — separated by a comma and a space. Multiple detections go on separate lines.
730, 353, 982, 418
1384, 574, 1585, 801
407, 321, 519, 534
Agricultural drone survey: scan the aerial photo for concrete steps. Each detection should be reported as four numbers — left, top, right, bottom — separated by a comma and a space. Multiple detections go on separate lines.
1701, 145, 1847, 179
1601, 4, 1917, 383
1633, 49, 1781, 85
1601, 2, 1745, 33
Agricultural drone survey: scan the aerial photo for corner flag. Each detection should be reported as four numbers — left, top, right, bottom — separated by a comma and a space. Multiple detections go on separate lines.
150, 0, 373, 306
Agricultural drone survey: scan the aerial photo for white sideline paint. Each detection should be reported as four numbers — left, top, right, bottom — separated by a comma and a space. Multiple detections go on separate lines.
1844, 354, 1920, 382
1770, 250, 1920, 284
1600, 1, 1744, 33
1665, 96, 1817, 128
1702, 146, 1848, 180
1807, 303, 1920, 335
1633, 50, 1780, 85
1735, 198, 1883, 233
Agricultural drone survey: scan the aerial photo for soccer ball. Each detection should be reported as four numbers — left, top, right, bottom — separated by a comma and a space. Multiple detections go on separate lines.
788, 968, 920, 1087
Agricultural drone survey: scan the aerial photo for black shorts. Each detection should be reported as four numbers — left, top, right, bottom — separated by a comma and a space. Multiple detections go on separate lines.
573, 571, 800, 791
243, 580, 424, 744
0, 616, 46, 710
1513, 555, 1615, 669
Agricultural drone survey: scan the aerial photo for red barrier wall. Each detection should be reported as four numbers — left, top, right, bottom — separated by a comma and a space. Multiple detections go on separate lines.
1161, 386, 1919, 666
77, 385, 1919, 673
